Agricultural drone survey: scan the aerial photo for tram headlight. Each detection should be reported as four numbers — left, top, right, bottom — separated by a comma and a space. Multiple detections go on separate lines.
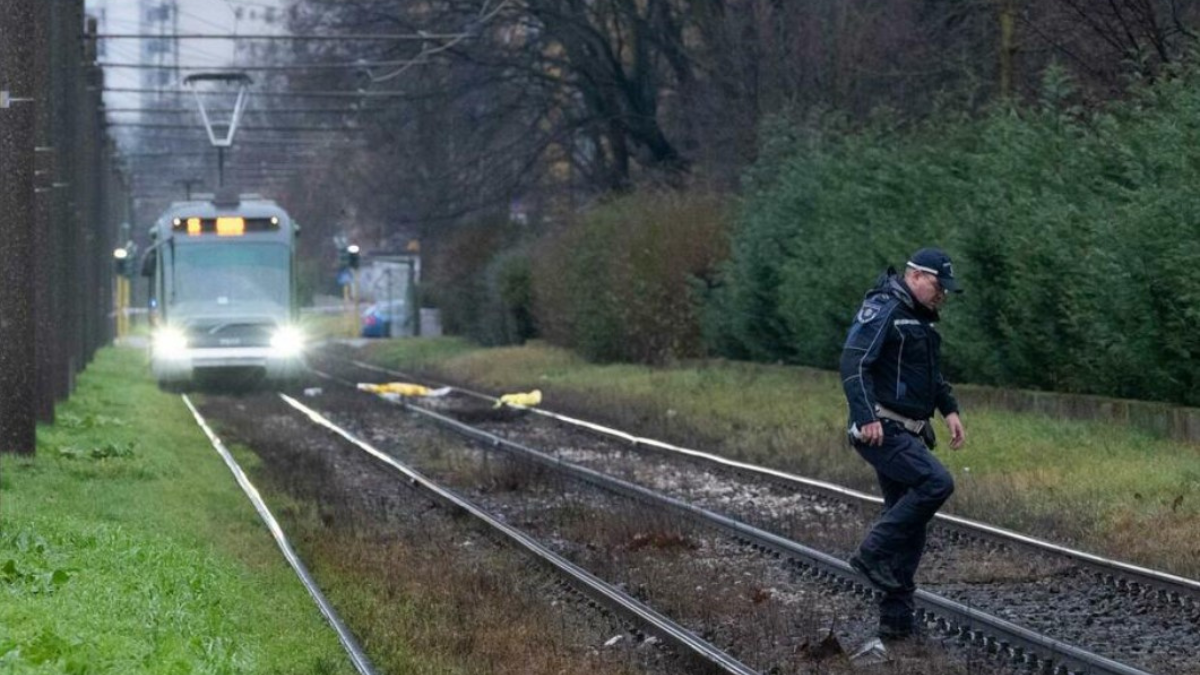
153, 327, 189, 359
270, 326, 305, 357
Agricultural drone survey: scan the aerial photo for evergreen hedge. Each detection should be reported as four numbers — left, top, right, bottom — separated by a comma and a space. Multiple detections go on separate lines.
708, 63, 1200, 405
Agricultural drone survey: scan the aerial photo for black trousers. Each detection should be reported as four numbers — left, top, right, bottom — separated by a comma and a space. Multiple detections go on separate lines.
852, 422, 954, 631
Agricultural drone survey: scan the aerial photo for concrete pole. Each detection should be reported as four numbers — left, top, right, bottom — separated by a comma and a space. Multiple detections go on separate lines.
0, 0, 40, 454
45, 0, 71, 404
32, 0, 56, 423
34, 148, 56, 423
64, 0, 85, 386
80, 15, 101, 365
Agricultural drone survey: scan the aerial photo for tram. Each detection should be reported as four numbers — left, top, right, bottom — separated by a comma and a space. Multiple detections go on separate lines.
142, 189, 305, 386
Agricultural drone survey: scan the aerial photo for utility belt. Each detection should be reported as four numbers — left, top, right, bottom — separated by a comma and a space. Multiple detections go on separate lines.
875, 404, 937, 449
875, 405, 926, 433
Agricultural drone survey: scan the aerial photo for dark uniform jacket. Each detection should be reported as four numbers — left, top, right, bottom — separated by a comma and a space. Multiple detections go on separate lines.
839, 268, 959, 428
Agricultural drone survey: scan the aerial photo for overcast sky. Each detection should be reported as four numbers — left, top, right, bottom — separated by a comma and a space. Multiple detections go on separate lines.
86, 0, 285, 116
84, 0, 288, 206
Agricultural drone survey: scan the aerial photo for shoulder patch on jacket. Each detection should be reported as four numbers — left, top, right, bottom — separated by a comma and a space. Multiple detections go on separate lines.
856, 302, 885, 324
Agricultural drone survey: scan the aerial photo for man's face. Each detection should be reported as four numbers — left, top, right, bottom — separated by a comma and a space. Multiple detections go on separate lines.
910, 270, 947, 311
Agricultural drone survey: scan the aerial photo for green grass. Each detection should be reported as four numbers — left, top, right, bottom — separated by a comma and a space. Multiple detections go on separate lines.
301, 310, 360, 342
0, 348, 355, 675
359, 339, 1200, 577
362, 336, 482, 370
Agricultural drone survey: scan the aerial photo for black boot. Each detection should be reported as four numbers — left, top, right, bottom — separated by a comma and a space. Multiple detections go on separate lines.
877, 621, 916, 643
849, 549, 904, 593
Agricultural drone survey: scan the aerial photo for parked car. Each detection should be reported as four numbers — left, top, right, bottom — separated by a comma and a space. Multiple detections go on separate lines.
360, 300, 408, 338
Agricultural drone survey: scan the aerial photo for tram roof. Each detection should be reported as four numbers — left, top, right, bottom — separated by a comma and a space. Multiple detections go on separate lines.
156, 194, 290, 222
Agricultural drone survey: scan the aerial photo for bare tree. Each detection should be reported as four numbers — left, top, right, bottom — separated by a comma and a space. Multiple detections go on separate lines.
1018, 0, 1199, 95
276, 0, 1197, 252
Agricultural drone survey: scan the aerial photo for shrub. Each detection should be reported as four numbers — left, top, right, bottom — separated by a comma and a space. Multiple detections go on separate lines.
709, 60, 1200, 405
532, 192, 729, 363
474, 247, 537, 346
427, 217, 533, 345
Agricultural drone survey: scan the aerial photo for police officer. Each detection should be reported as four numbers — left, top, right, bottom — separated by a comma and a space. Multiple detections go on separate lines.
840, 247, 966, 641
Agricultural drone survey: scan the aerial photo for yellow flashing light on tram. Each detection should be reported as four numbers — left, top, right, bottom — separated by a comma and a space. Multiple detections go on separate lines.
216, 217, 246, 236
174, 216, 277, 235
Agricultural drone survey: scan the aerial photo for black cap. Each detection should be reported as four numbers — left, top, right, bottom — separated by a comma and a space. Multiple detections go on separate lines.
906, 248, 962, 293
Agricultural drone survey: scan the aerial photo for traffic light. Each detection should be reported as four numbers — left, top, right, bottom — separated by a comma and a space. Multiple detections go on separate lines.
113, 247, 129, 275
113, 241, 138, 278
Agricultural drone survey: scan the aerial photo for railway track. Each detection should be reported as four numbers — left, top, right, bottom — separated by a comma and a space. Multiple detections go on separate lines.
308, 349, 1199, 674
218, 383, 986, 673
183, 395, 379, 675
281, 392, 764, 674
194, 390, 760, 675
329, 354, 1200, 603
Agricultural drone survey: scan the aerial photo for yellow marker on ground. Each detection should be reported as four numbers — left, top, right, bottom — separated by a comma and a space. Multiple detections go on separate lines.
494, 389, 542, 408
357, 382, 451, 397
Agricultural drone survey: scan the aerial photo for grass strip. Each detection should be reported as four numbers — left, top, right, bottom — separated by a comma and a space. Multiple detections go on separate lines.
358, 338, 1200, 578
0, 347, 356, 674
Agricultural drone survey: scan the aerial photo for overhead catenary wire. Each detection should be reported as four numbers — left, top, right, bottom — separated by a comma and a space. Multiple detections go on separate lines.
107, 122, 357, 132
100, 87, 406, 98
128, 165, 331, 172
91, 32, 467, 41
125, 136, 369, 146
359, 0, 509, 84
92, 18, 234, 63
102, 5, 489, 203
105, 107, 373, 115
96, 60, 424, 72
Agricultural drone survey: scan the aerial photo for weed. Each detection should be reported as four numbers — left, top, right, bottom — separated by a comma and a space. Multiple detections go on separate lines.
0, 559, 73, 594
0, 530, 75, 597
55, 411, 128, 430
625, 531, 698, 553
55, 441, 137, 461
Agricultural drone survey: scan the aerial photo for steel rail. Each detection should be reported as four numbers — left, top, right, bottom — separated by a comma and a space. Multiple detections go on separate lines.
276, 393, 760, 675
341, 356, 1200, 607
182, 395, 378, 675
319, 370, 1153, 675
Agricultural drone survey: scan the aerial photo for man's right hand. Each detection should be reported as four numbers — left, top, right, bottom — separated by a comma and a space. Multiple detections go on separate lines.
859, 421, 884, 446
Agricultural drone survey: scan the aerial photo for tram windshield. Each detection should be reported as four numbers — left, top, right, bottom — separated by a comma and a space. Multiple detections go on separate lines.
170, 242, 290, 316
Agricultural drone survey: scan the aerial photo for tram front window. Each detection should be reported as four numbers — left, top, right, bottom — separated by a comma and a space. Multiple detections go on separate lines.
172, 243, 290, 315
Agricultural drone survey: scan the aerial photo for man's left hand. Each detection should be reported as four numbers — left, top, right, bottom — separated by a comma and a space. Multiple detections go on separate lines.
945, 412, 966, 450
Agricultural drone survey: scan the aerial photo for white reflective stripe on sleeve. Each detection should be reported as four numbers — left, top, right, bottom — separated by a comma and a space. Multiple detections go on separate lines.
854, 304, 896, 422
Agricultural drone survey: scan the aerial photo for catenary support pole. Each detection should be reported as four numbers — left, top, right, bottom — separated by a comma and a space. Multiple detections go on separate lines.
48, 0, 73, 403
0, 0, 40, 454
32, 0, 56, 423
